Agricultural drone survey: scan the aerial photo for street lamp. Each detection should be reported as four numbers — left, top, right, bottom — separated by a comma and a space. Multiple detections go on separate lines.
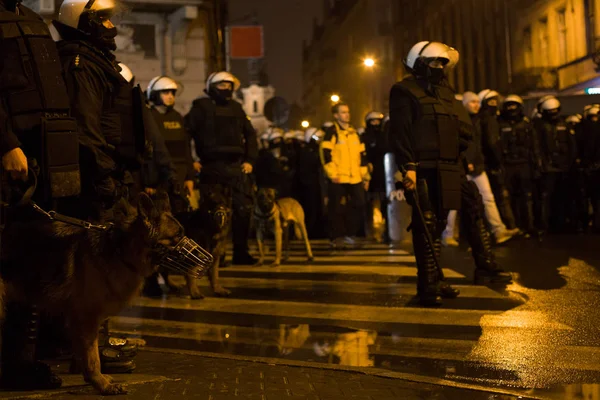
363, 58, 375, 68
330, 94, 340, 103
301, 120, 310, 128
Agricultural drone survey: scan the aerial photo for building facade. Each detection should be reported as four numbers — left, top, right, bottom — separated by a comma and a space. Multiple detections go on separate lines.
510, 0, 600, 95
302, 0, 396, 127
25, 0, 226, 115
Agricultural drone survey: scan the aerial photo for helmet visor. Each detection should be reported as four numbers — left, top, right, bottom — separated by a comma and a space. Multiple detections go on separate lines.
420, 42, 460, 70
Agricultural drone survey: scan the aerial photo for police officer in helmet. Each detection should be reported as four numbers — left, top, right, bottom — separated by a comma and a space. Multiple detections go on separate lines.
497, 95, 540, 237
185, 72, 258, 265
534, 96, 577, 234
389, 41, 511, 307
0, 0, 80, 390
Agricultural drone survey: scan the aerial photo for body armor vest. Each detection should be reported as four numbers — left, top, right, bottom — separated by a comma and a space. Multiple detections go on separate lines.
0, 4, 79, 199
194, 97, 246, 161
538, 119, 572, 171
152, 107, 189, 183
498, 117, 531, 165
397, 77, 469, 165
113, 83, 146, 170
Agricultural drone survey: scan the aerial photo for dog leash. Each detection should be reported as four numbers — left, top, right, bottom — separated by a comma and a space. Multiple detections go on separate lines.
30, 202, 113, 231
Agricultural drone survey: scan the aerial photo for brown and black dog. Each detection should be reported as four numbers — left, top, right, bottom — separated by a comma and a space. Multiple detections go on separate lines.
179, 183, 232, 299
0, 193, 185, 395
254, 187, 313, 267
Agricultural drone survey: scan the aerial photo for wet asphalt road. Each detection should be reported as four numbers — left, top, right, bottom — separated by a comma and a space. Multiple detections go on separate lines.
2, 234, 599, 399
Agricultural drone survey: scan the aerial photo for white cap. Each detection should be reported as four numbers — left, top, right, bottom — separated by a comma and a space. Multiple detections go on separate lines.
206, 71, 240, 91
118, 63, 133, 83
462, 91, 479, 107
58, 0, 116, 30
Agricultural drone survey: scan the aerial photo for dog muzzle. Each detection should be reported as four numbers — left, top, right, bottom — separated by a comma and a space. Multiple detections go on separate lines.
153, 236, 214, 278
212, 207, 230, 230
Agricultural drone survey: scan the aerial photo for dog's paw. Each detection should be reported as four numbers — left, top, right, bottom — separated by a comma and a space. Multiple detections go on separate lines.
213, 286, 231, 297
270, 261, 280, 268
100, 383, 128, 395
254, 260, 264, 267
306, 257, 314, 264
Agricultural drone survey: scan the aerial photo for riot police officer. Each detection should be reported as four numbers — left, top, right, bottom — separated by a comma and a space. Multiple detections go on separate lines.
497, 95, 540, 237
578, 105, 600, 232
53, 0, 134, 222
0, 0, 80, 390
534, 96, 577, 233
389, 41, 511, 307
146, 75, 197, 208
362, 111, 388, 242
478, 89, 517, 231
186, 71, 258, 265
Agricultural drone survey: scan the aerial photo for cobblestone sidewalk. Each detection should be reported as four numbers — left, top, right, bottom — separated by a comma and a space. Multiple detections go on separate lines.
0, 350, 529, 400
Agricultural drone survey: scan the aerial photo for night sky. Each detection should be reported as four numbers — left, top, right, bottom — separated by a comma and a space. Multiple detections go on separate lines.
227, 0, 323, 105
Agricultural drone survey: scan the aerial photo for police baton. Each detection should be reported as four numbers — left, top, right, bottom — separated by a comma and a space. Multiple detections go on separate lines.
403, 184, 446, 280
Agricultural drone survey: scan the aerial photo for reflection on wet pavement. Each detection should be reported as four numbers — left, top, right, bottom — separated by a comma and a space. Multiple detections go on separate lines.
113, 237, 600, 398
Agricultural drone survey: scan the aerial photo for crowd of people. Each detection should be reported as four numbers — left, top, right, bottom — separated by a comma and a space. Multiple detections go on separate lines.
0, 0, 599, 392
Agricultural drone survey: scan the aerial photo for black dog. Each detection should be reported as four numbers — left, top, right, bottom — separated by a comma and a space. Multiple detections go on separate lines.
179, 184, 232, 299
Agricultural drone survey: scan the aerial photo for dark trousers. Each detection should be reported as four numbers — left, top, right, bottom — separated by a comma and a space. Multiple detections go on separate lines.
328, 182, 366, 240
298, 183, 324, 239
504, 163, 535, 233
539, 171, 570, 232
202, 161, 254, 258
488, 169, 517, 229
587, 169, 600, 231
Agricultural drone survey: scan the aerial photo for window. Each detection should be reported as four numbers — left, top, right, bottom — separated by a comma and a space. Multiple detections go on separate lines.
523, 26, 533, 68
538, 17, 549, 65
585, 0, 598, 54
253, 101, 258, 114
557, 8, 568, 65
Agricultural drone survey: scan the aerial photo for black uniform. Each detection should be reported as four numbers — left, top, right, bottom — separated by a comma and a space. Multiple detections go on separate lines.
574, 118, 600, 232
497, 113, 540, 233
150, 107, 194, 197
0, 2, 80, 390
296, 139, 327, 238
185, 95, 258, 262
362, 124, 389, 242
534, 116, 577, 232
389, 75, 506, 304
480, 107, 517, 229
54, 22, 130, 222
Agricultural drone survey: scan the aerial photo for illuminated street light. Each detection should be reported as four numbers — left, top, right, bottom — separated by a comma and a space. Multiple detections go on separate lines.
301, 120, 310, 128
363, 58, 375, 68
330, 94, 340, 103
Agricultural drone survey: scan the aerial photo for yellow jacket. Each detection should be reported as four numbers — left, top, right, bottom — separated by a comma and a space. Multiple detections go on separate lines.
320, 123, 370, 184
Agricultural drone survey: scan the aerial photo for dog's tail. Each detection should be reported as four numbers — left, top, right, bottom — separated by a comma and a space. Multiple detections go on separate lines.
293, 224, 302, 240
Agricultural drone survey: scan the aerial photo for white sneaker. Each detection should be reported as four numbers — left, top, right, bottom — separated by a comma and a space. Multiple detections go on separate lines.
442, 236, 459, 247
494, 230, 514, 244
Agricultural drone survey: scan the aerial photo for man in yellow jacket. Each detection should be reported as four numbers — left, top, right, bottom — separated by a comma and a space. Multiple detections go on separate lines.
320, 103, 371, 248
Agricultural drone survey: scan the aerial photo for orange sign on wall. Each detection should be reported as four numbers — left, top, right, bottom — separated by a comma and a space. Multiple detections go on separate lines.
228, 25, 264, 59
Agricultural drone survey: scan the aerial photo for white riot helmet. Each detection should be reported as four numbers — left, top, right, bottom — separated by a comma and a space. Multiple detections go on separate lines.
404, 41, 459, 83
283, 130, 296, 142
321, 121, 334, 130
147, 76, 180, 106
566, 114, 583, 124
206, 71, 240, 103
365, 111, 384, 125
538, 95, 561, 120
58, 0, 121, 51
268, 127, 284, 142
118, 63, 133, 83
583, 104, 600, 119
478, 89, 500, 104
501, 94, 524, 118
294, 130, 305, 141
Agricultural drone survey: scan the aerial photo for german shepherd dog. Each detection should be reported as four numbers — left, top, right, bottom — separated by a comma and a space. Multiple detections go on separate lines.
179, 184, 232, 299
0, 193, 185, 395
254, 187, 313, 267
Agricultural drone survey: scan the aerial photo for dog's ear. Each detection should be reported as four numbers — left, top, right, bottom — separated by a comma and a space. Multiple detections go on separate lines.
113, 198, 133, 221
154, 190, 172, 214
137, 192, 156, 220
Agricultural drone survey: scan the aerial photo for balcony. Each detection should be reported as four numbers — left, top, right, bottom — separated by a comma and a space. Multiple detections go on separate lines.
511, 67, 558, 94
556, 55, 600, 92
